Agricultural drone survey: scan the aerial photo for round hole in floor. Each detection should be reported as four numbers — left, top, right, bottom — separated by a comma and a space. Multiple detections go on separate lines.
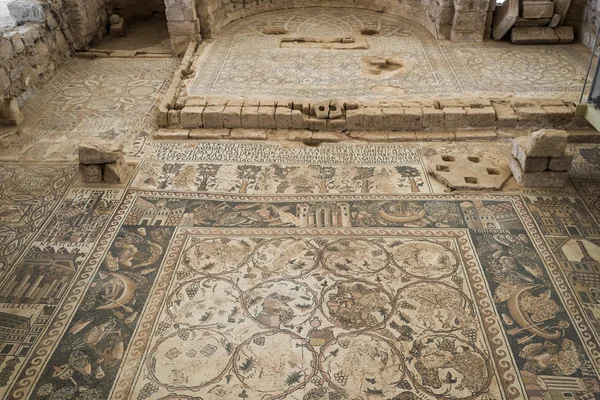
319, 106, 326, 111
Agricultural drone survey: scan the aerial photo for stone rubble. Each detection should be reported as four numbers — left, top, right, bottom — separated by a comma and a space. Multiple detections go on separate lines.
509, 129, 572, 187
79, 139, 130, 184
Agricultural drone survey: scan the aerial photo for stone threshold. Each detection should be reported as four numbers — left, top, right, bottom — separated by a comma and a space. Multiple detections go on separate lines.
74, 49, 173, 59
153, 128, 600, 143
159, 97, 592, 132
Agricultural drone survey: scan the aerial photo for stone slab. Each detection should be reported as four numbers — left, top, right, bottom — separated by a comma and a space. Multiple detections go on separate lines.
79, 139, 124, 165
80, 164, 103, 183
555, 26, 574, 44
509, 155, 568, 187
511, 137, 549, 172
520, 1, 554, 19
511, 27, 559, 44
523, 129, 567, 157
493, 0, 519, 40
427, 153, 511, 190
104, 156, 129, 184
547, 151, 573, 171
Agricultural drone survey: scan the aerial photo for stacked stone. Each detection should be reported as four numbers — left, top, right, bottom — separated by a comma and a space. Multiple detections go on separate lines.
109, 14, 125, 38
509, 129, 572, 187
79, 139, 130, 184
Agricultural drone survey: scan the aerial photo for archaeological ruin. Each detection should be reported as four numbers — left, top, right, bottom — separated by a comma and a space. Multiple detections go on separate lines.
0, 0, 600, 399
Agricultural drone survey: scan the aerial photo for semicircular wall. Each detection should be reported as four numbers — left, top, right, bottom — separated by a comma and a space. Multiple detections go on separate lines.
194, 0, 494, 42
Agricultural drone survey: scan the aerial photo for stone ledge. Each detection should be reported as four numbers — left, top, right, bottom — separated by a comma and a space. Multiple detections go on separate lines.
151, 128, 597, 143
163, 97, 591, 133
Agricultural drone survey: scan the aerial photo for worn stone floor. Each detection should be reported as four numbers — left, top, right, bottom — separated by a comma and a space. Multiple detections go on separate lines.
188, 7, 592, 102
1, 48, 600, 400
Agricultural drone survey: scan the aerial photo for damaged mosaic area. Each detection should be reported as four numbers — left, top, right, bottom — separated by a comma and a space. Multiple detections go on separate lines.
187, 7, 591, 100
0, 139, 598, 400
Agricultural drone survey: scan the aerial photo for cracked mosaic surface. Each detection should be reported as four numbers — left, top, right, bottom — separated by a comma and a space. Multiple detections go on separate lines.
0, 49, 600, 400
188, 7, 591, 100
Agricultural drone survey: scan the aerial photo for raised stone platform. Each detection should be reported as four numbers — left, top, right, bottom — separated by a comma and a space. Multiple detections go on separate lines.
161, 7, 593, 132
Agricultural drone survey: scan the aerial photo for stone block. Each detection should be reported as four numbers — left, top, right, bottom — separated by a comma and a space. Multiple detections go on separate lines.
308, 117, 327, 131
382, 108, 404, 130
202, 106, 224, 129
241, 107, 259, 128
514, 17, 552, 27
275, 106, 292, 129
104, 156, 129, 184
444, 107, 467, 129
387, 131, 417, 141
110, 18, 125, 38
189, 129, 229, 139
109, 14, 120, 24
180, 106, 204, 128
7, 0, 45, 23
404, 107, 423, 130
363, 107, 383, 131
523, 129, 567, 157
329, 100, 344, 120
512, 137, 549, 172
154, 129, 190, 139
547, 151, 573, 171
291, 110, 306, 129
520, 1, 554, 18
222, 106, 242, 128
416, 132, 455, 141
493, 0, 519, 40
542, 105, 573, 126
258, 106, 276, 129
455, 129, 497, 141
80, 164, 103, 183
230, 129, 267, 140
313, 101, 330, 119
327, 118, 346, 132
312, 131, 346, 142
511, 27, 559, 44
466, 107, 496, 128
509, 155, 568, 187
493, 103, 517, 128
346, 108, 364, 131
548, 13, 561, 27
0, 97, 23, 126
515, 106, 547, 127
423, 108, 445, 130
555, 26, 574, 43
79, 139, 123, 165
168, 110, 180, 127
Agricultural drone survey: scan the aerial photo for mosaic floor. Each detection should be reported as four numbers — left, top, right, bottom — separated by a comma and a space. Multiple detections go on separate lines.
188, 7, 593, 101
1, 50, 600, 400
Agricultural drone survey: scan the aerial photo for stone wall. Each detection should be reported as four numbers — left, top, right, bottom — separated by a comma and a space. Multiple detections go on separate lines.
192, 0, 495, 42
1, 0, 110, 120
567, 0, 599, 50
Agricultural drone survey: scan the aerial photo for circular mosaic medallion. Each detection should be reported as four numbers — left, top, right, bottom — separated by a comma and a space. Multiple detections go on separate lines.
183, 238, 253, 275
322, 239, 389, 277
390, 240, 458, 279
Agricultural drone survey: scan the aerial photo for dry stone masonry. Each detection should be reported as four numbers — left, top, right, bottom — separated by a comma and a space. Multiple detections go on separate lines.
79, 138, 130, 184
509, 129, 573, 187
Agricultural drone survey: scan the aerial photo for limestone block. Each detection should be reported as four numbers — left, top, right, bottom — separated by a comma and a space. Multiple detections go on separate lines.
509, 155, 568, 187
515, 105, 547, 127
203, 106, 225, 129
291, 110, 306, 129
110, 18, 125, 38
382, 108, 404, 130
241, 107, 259, 129
454, 129, 497, 140
275, 106, 292, 129
511, 27, 559, 44
327, 118, 346, 132
180, 106, 204, 128
404, 107, 423, 130
554, 26, 574, 43
548, 14, 561, 27
258, 106, 276, 129
222, 106, 242, 128
512, 137, 549, 172
329, 101, 344, 120
444, 107, 467, 129
493, 0, 518, 40
493, 103, 517, 128
553, 0, 571, 22
313, 101, 330, 119
363, 107, 383, 131
523, 129, 568, 157
230, 129, 267, 140
346, 108, 364, 131
110, 14, 120, 25
308, 117, 327, 131
427, 153, 511, 190
168, 110, 180, 127
514, 18, 552, 27
542, 105, 573, 126
80, 164, 103, 183
189, 129, 229, 139
168, 21, 199, 37
548, 151, 574, 171
387, 132, 417, 141
466, 107, 496, 128
520, 1, 554, 18
154, 129, 190, 139
7, 0, 45, 23
312, 131, 345, 142
423, 108, 445, 130
104, 156, 130, 184
79, 139, 123, 165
